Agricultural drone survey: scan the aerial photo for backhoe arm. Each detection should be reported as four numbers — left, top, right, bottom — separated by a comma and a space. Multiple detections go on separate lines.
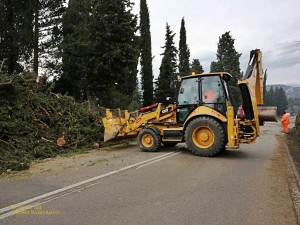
238, 49, 277, 136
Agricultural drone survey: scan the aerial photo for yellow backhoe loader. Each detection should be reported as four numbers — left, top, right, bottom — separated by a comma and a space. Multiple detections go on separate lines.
102, 49, 277, 156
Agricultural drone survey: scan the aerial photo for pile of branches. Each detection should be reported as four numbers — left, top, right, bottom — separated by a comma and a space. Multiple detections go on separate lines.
0, 72, 103, 173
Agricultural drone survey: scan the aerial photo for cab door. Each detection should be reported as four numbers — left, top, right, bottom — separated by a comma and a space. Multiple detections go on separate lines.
201, 75, 227, 115
177, 77, 200, 124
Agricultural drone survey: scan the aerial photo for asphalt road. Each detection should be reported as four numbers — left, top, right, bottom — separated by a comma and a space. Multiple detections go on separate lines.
0, 121, 298, 225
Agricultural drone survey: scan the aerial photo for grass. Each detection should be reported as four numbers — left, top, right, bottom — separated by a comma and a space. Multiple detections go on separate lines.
285, 130, 300, 173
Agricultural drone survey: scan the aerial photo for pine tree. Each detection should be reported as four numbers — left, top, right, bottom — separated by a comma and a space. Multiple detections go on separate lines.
0, 0, 34, 74
155, 23, 178, 104
210, 31, 242, 109
211, 31, 242, 81
191, 59, 204, 74
210, 61, 223, 72
274, 87, 288, 115
140, 0, 154, 106
265, 86, 275, 106
178, 17, 190, 76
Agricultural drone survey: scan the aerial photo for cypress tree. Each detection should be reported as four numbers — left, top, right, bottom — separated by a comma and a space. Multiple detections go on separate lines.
37, 0, 66, 76
56, 0, 91, 101
178, 17, 190, 76
140, 0, 154, 106
155, 23, 178, 104
90, 0, 139, 108
263, 69, 268, 103
191, 59, 204, 74
58, 0, 139, 109
0, 0, 34, 74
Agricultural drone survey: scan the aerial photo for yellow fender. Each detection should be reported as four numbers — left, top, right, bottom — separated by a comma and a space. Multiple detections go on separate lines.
183, 106, 227, 128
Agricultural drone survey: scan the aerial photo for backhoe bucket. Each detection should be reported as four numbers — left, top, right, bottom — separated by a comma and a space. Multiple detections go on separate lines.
258, 106, 277, 123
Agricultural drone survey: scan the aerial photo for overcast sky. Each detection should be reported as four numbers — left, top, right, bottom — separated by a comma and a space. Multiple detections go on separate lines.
131, 0, 300, 86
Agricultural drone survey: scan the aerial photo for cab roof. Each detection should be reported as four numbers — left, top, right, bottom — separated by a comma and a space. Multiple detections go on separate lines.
179, 72, 232, 82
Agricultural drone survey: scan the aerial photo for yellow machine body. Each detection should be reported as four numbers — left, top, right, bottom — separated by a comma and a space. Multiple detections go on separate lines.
102, 49, 277, 156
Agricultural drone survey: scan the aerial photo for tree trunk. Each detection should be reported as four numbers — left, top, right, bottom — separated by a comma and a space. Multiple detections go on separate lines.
34, 0, 39, 76
87, 89, 97, 112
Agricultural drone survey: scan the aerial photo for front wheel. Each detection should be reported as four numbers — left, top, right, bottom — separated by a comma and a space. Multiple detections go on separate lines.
185, 117, 226, 157
138, 128, 161, 152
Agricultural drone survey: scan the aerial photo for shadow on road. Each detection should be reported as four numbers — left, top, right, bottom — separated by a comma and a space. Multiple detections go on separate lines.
218, 149, 256, 160
161, 145, 259, 160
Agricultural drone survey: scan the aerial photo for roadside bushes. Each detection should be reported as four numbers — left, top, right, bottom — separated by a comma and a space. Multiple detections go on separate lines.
295, 109, 300, 139
0, 72, 103, 173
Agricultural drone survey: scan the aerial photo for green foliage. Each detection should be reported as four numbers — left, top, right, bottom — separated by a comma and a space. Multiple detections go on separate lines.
57, 0, 139, 108
274, 87, 288, 115
265, 86, 288, 115
140, 0, 154, 106
155, 23, 178, 104
56, 0, 91, 101
0, 72, 102, 173
38, 0, 66, 76
296, 109, 300, 130
0, 0, 65, 75
191, 59, 204, 74
210, 61, 223, 72
178, 17, 190, 76
127, 88, 142, 111
263, 69, 267, 101
295, 109, 300, 140
210, 31, 242, 109
0, 0, 34, 74
265, 86, 275, 106
211, 31, 242, 80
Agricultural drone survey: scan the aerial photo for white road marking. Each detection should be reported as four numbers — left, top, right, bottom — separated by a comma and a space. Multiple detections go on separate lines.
0, 151, 179, 220
136, 152, 181, 169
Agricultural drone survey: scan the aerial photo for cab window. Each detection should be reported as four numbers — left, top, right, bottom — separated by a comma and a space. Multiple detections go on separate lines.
177, 77, 199, 105
201, 76, 226, 113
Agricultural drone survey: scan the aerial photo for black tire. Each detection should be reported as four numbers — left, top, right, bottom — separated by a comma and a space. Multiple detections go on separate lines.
138, 128, 161, 152
162, 142, 178, 147
185, 117, 225, 157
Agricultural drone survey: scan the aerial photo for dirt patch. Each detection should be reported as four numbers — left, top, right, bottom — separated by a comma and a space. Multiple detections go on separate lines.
0, 148, 105, 180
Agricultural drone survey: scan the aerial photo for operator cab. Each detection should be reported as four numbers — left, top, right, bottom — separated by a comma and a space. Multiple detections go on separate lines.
176, 73, 232, 124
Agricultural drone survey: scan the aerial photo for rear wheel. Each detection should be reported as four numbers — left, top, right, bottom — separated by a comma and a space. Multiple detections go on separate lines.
138, 128, 161, 152
185, 117, 225, 157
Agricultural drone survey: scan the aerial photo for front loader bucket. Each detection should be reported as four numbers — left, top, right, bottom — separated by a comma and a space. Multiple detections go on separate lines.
102, 117, 119, 142
101, 108, 139, 142
258, 106, 278, 123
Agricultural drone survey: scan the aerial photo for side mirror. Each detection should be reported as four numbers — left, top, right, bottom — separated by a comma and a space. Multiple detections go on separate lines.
179, 87, 184, 94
